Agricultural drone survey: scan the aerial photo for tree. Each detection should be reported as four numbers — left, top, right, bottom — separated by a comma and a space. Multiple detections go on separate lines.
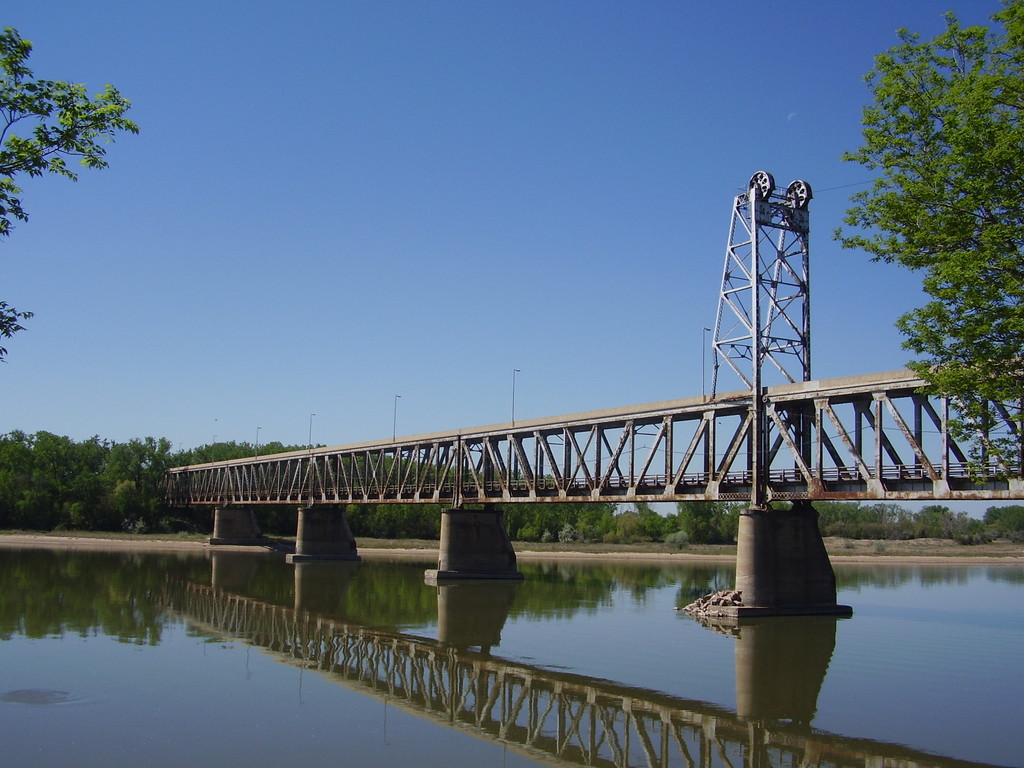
673, 501, 739, 544
104, 437, 175, 531
630, 502, 672, 541
0, 300, 30, 360
984, 503, 1024, 534
914, 504, 977, 539
0, 28, 138, 359
837, 2, 1024, 470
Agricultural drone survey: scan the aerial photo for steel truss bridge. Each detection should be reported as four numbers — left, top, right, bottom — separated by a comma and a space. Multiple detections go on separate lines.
166, 581, 1003, 768
166, 369, 1023, 507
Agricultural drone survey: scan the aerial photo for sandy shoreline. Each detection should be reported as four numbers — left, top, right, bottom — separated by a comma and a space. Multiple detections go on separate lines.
1, 532, 1021, 566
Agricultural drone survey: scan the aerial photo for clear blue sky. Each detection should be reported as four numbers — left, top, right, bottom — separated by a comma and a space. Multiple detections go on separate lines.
1, 0, 1001, 451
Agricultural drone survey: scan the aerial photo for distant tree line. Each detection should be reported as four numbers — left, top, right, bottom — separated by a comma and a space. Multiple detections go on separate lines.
1, 431, 1023, 546
811, 500, 1007, 544
0, 430, 177, 533
0, 432, 302, 534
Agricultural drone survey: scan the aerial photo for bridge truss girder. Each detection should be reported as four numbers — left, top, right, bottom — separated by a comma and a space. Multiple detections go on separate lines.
166, 370, 1023, 507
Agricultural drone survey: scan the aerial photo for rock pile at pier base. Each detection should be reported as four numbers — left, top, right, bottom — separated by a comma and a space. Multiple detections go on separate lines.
683, 589, 743, 617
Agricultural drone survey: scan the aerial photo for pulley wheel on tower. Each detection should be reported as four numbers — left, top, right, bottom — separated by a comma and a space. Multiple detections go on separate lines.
785, 180, 813, 209
749, 171, 775, 201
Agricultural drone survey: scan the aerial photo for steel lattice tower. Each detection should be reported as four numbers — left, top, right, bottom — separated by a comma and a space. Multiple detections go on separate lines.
710, 171, 812, 508
711, 170, 812, 396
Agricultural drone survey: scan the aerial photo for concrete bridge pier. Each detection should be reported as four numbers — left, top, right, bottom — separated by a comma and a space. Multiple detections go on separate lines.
287, 506, 360, 562
733, 501, 852, 617
425, 505, 523, 582
210, 506, 266, 546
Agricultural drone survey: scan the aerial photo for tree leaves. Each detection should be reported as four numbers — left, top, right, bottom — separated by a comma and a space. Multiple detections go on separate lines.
0, 27, 138, 360
837, 2, 1024, 472
0, 300, 32, 360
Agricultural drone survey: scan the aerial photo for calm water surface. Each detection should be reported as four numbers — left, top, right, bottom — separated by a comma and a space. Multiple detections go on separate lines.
0, 545, 1021, 768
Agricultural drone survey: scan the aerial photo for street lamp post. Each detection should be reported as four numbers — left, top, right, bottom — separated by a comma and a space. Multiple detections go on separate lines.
308, 413, 316, 450
511, 368, 521, 425
702, 327, 711, 397
393, 395, 401, 442
255, 426, 262, 457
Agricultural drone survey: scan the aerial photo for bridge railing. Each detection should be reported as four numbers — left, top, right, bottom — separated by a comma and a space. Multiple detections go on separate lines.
166, 370, 1022, 506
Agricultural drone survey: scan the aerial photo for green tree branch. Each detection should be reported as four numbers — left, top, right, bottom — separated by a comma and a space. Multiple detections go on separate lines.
837, 2, 1024, 473
0, 27, 138, 359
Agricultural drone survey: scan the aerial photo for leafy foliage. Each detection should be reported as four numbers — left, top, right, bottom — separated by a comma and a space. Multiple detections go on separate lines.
672, 501, 740, 545
837, 2, 1024, 471
983, 503, 1024, 540
347, 503, 442, 539
0, 300, 31, 359
0, 431, 185, 533
0, 27, 138, 359
813, 500, 986, 542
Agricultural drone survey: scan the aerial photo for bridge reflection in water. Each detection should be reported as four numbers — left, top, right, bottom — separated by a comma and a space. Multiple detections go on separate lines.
162, 556, 1001, 768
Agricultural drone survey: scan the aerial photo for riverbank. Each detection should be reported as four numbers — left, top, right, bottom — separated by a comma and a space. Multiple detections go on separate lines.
1, 531, 1021, 564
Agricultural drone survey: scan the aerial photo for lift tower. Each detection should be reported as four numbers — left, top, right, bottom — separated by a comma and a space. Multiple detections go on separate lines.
708, 171, 847, 616
712, 170, 812, 509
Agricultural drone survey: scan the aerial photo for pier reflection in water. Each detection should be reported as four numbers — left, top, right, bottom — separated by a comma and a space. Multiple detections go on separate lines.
434, 580, 520, 652
0, 546, 1019, 768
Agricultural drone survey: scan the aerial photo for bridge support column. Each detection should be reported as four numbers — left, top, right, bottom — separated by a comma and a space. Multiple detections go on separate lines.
425, 506, 523, 582
732, 501, 851, 617
210, 506, 266, 546
287, 506, 360, 562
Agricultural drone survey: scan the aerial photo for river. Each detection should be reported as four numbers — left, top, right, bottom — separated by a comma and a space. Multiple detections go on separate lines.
0, 544, 1020, 768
